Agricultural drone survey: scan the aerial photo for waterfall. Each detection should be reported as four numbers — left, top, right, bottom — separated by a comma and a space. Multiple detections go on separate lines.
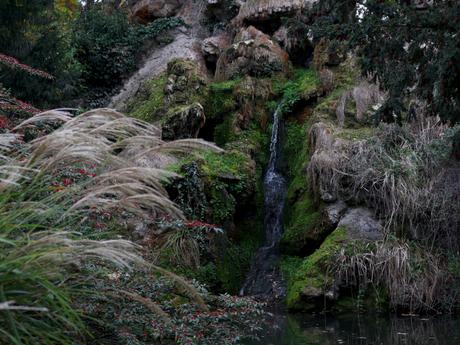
240, 106, 287, 298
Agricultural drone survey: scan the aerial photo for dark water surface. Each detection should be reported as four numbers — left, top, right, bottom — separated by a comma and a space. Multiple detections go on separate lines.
247, 313, 460, 345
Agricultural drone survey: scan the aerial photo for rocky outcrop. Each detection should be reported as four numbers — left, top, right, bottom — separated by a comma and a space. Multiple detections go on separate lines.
284, 208, 383, 311
162, 103, 206, 140
131, 0, 185, 23
235, 0, 317, 23
215, 26, 289, 80
205, 0, 241, 23
201, 34, 230, 68
164, 59, 207, 104
110, 0, 208, 111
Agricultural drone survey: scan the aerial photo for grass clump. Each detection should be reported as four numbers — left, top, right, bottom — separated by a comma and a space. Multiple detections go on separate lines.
0, 108, 234, 344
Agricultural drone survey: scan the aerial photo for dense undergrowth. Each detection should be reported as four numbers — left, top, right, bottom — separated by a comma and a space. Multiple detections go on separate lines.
0, 109, 269, 344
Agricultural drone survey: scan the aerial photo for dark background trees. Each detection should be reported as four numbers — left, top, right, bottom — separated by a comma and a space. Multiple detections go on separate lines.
309, 0, 459, 123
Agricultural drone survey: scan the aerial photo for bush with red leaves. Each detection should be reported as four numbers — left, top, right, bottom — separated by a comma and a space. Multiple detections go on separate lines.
0, 53, 54, 80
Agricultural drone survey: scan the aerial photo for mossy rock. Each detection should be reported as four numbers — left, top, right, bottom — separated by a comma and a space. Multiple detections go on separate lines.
128, 59, 208, 123
127, 73, 167, 122
280, 121, 330, 255
282, 227, 347, 311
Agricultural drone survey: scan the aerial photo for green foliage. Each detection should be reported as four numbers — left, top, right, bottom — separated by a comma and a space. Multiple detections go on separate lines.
0, 0, 81, 108
205, 79, 240, 120
280, 121, 322, 255
274, 69, 319, 116
201, 150, 252, 224
81, 268, 269, 345
216, 225, 262, 294
312, 0, 460, 123
74, 9, 184, 89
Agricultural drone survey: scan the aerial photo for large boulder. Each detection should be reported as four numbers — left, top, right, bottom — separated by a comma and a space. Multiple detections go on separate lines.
337, 207, 383, 242
215, 26, 289, 80
164, 59, 207, 105
162, 103, 206, 140
285, 207, 383, 311
131, 0, 185, 23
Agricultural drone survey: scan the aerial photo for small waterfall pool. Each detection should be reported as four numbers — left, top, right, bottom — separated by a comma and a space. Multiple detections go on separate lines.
240, 107, 287, 298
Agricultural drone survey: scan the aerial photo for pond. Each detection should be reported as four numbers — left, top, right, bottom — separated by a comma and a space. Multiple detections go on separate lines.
247, 313, 460, 345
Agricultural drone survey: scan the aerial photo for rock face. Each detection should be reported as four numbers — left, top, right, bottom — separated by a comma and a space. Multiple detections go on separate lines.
131, 0, 185, 23
215, 26, 289, 80
110, 0, 208, 111
285, 207, 383, 311
162, 103, 206, 140
164, 59, 207, 104
201, 34, 230, 67
205, 0, 241, 22
235, 0, 317, 23
338, 208, 383, 242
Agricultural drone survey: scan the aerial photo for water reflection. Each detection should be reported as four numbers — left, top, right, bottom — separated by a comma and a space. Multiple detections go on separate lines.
248, 313, 460, 345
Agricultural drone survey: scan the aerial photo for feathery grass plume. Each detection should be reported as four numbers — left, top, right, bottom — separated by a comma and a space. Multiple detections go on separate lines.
0, 165, 38, 191
138, 138, 224, 156
67, 182, 184, 220
0, 188, 144, 344
92, 167, 178, 195
0, 232, 144, 344
12, 110, 73, 131
0, 133, 22, 151
0, 107, 225, 343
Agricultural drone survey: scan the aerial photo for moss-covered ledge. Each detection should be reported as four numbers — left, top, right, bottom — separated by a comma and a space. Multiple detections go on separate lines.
281, 227, 347, 311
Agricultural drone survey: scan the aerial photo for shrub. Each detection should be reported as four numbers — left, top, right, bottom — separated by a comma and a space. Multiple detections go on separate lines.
74, 9, 185, 89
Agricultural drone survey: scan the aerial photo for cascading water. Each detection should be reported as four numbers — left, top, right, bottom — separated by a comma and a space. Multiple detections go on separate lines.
240, 106, 287, 298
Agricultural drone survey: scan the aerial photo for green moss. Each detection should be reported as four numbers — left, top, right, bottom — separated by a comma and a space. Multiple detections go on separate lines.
273, 68, 320, 116
128, 74, 167, 122
214, 114, 237, 146
285, 227, 347, 310
200, 150, 251, 180
205, 78, 241, 120
280, 121, 322, 255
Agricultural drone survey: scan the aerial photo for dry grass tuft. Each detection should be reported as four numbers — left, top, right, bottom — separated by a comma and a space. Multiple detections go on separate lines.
308, 118, 460, 249
334, 241, 454, 312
